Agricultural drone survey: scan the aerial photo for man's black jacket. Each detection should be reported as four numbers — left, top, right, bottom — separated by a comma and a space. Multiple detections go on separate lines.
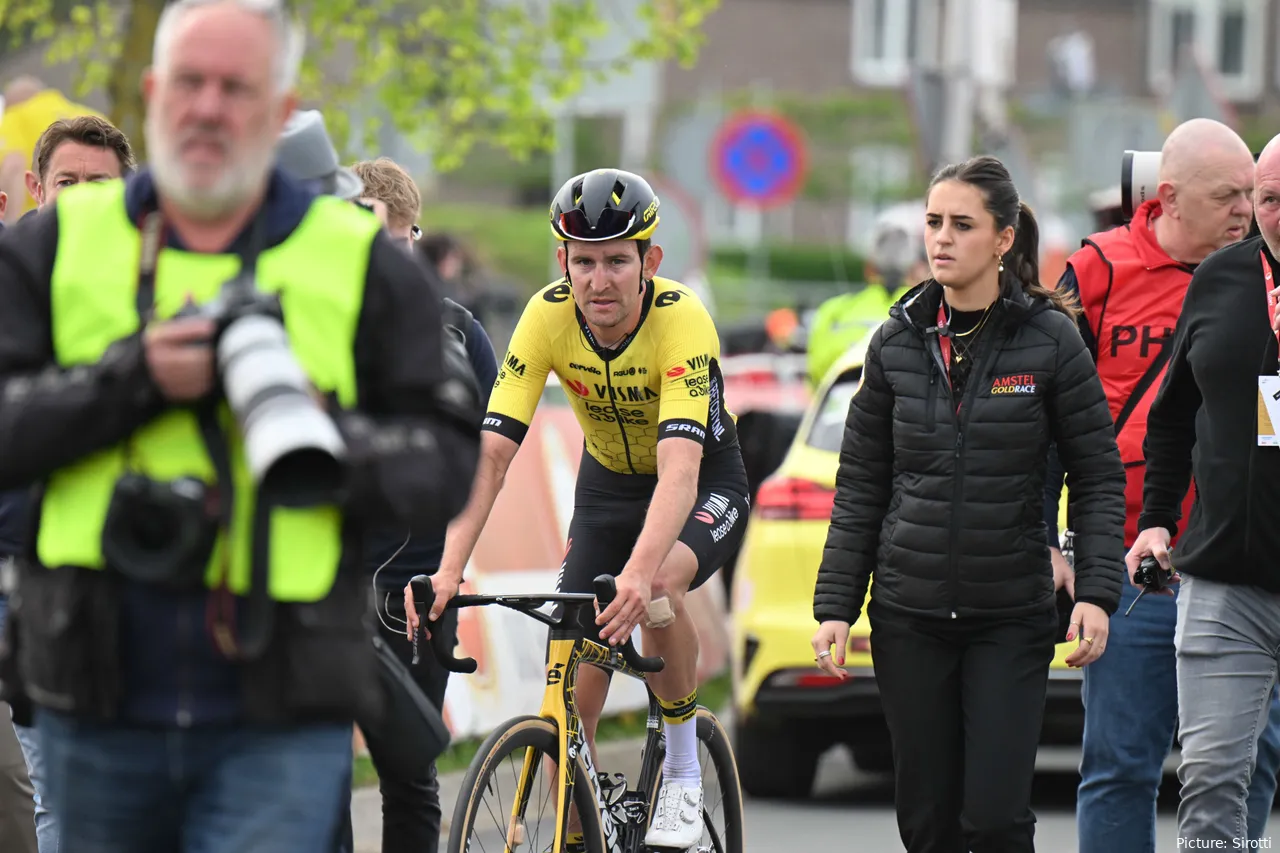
1139, 236, 1280, 591
814, 280, 1126, 626
0, 169, 482, 725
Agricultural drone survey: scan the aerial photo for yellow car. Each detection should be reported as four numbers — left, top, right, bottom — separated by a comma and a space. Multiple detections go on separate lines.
729, 330, 1085, 799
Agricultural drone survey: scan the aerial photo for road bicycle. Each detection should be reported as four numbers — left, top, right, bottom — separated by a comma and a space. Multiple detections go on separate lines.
409, 572, 745, 853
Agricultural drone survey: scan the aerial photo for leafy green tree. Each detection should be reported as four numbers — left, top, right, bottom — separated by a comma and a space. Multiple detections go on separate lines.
0, 0, 718, 166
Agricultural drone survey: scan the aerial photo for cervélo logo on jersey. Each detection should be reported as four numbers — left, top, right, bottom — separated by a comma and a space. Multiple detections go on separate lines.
990, 373, 1038, 395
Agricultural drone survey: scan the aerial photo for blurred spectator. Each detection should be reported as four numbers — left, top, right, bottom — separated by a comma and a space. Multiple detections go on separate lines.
0, 188, 36, 853
0, 76, 105, 222
416, 231, 470, 301
0, 691, 35, 853
805, 202, 928, 387
763, 307, 802, 353
0, 181, 55, 851
324, 149, 496, 853
350, 158, 421, 251
0, 3, 478, 850
25, 115, 135, 211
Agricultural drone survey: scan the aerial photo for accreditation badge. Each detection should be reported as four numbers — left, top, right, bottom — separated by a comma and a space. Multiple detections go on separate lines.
1258, 375, 1280, 446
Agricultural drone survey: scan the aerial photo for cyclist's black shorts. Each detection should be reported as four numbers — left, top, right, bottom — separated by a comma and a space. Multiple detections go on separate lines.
555, 447, 750, 597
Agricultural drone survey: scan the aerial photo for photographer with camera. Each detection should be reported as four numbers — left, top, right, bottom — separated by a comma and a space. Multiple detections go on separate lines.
1043, 119, 1280, 852
0, 1, 481, 850
1129, 131, 1280, 844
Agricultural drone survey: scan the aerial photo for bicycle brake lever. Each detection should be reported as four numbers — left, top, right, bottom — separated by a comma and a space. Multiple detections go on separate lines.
591, 574, 666, 674
408, 574, 479, 674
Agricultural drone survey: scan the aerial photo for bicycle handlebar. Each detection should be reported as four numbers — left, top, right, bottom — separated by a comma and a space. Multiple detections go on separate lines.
407, 574, 665, 675
592, 575, 665, 673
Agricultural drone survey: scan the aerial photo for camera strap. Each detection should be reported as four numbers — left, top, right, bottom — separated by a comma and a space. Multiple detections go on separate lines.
136, 211, 164, 322
132, 207, 273, 661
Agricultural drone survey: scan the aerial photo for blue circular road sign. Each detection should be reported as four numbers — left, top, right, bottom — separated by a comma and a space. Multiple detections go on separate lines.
711, 111, 809, 208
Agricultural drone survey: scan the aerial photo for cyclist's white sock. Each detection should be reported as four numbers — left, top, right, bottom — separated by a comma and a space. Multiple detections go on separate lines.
659, 689, 700, 785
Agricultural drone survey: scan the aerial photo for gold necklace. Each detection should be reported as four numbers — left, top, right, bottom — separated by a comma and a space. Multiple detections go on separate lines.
947, 304, 994, 363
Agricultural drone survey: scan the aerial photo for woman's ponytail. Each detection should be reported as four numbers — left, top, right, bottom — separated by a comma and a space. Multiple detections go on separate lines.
1014, 202, 1080, 321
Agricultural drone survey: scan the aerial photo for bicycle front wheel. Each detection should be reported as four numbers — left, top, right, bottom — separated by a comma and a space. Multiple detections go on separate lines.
645, 707, 746, 853
447, 714, 606, 853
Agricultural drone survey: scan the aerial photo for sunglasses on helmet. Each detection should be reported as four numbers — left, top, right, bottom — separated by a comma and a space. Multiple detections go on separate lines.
558, 208, 636, 241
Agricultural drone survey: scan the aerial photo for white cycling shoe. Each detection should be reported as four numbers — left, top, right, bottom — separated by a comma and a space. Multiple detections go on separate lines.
644, 778, 704, 850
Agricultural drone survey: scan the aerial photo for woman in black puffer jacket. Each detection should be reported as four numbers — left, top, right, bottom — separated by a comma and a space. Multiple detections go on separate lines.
810, 156, 1125, 853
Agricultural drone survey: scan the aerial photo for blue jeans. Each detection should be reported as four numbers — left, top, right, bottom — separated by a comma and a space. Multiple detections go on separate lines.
1077, 580, 1280, 852
0, 595, 56, 853
12, 725, 54, 853
36, 709, 351, 853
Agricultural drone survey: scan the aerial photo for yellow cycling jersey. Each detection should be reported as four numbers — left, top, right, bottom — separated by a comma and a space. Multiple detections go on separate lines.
484, 276, 738, 475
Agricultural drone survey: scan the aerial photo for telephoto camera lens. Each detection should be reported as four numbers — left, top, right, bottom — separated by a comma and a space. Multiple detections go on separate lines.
1120, 150, 1162, 222
217, 314, 347, 506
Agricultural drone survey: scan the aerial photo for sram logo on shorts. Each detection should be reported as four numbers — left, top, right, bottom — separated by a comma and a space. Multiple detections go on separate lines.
990, 373, 1039, 395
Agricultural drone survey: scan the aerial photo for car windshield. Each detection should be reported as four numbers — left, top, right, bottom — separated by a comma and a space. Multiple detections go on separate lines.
806, 370, 862, 452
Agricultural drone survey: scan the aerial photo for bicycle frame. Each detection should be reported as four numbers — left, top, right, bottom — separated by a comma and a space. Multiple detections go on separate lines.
533, 625, 666, 853
410, 577, 668, 853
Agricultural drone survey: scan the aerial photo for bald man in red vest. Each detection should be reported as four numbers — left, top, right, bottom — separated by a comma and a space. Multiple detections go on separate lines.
1043, 118, 1280, 852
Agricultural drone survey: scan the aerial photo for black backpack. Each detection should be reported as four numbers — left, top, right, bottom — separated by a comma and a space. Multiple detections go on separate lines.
442, 297, 472, 348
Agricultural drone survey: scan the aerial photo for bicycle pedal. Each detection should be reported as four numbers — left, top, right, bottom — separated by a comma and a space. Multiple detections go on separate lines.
621, 797, 649, 824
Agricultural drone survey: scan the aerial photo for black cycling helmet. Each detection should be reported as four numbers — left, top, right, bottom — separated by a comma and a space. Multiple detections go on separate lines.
550, 168, 661, 243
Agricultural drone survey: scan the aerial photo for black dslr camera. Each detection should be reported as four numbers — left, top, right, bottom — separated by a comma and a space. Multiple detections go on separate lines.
100, 270, 347, 588
102, 473, 219, 588
1124, 555, 1174, 616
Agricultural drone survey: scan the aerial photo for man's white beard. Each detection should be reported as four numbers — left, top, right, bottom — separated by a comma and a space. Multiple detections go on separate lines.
145, 112, 275, 222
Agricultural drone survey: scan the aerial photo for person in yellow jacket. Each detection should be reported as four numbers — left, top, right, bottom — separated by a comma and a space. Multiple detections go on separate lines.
805, 202, 929, 386
0, 2, 481, 850
0, 76, 105, 222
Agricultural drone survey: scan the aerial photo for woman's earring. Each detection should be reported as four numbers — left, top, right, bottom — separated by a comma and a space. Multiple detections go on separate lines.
998, 253, 1005, 273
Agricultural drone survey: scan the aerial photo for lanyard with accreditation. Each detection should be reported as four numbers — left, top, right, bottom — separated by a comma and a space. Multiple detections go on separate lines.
1257, 251, 1280, 445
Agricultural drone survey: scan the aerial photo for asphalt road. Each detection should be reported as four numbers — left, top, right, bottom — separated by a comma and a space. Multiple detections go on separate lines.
353, 742, 1267, 852
743, 746, 1192, 853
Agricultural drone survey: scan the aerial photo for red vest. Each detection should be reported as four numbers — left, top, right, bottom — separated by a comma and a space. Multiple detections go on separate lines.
1067, 199, 1197, 547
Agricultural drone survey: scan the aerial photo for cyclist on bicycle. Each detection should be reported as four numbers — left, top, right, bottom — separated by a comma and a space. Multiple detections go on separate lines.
403, 168, 750, 850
